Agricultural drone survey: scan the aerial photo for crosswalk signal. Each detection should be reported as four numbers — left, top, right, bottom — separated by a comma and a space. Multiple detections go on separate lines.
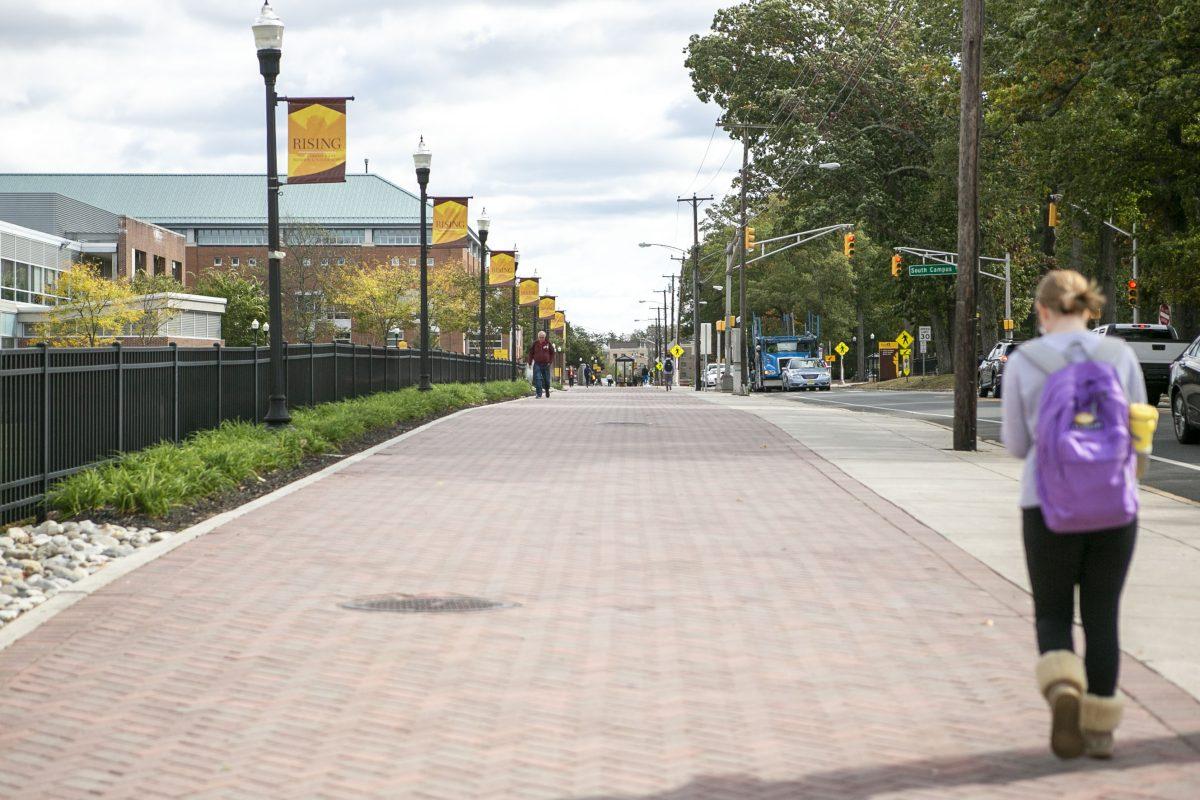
744, 226, 756, 251
890, 253, 902, 278
843, 232, 856, 258
1127, 279, 1138, 306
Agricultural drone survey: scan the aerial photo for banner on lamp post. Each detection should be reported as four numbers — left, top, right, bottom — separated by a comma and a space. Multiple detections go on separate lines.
518, 277, 540, 306
287, 98, 348, 184
488, 251, 517, 287
551, 310, 565, 331
538, 296, 556, 320
432, 197, 469, 248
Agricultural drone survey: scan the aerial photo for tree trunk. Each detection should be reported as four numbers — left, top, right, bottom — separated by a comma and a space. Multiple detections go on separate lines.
1069, 215, 1084, 271
1098, 222, 1117, 324
931, 302, 952, 374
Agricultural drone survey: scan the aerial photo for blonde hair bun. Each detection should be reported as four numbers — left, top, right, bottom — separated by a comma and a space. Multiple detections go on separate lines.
1036, 269, 1105, 316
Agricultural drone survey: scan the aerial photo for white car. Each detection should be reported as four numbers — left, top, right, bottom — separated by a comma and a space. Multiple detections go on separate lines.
782, 358, 831, 391
704, 363, 729, 388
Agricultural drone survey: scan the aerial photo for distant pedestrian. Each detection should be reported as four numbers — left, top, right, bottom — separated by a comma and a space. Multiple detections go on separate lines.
567, 366, 575, 388
662, 357, 674, 391
641, 365, 649, 386
526, 330, 555, 399
583, 363, 592, 387
1001, 269, 1150, 761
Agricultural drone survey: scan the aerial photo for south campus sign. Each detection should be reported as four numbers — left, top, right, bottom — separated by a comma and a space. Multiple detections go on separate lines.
907, 263, 957, 277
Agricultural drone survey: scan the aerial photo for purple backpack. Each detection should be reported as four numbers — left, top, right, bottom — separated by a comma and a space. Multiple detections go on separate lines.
1022, 339, 1137, 533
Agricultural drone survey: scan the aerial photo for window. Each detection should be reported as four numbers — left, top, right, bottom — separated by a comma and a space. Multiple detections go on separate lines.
288, 229, 365, 245
172, 261, 182, 279
373, 228, 419, 245
408, 258, 418, 267
153, 255, 167, 275
390, 256, 401, 267
302, 258, 312, 267
426, 257, 434, 267
196, 228, 268, 246
248, 258, 257, 267
320, 258, 330, 267
134, 250, 147, 275
336, 257, 346, 266
213, 257, 223, 267
231, 257, 240, 268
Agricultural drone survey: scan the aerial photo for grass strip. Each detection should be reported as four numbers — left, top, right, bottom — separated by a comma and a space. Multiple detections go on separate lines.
48, 380, 531, 518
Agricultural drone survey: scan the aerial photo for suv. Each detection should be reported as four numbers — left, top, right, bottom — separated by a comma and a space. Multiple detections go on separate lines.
1094, 323, 1188, 406
1169, 334, 1200, 444
978, 341, 1020, 398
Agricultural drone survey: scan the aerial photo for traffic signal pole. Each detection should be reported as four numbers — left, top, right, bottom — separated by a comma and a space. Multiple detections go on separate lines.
678, 193, 713, 391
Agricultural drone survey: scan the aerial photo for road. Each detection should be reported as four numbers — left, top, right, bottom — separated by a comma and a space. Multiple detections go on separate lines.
784, 388, 1200, 503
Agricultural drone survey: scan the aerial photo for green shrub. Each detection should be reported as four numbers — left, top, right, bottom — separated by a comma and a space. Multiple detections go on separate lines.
48, 380, 531, 518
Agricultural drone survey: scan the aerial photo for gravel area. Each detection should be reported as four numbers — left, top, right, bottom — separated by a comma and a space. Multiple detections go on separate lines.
0, 520, 172, 629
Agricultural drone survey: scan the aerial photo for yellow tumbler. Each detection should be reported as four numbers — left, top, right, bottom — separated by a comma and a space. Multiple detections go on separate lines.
1129, 403, 1158, 455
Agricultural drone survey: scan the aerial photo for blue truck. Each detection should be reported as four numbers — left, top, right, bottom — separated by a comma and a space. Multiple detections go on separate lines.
751, 316, 822, 391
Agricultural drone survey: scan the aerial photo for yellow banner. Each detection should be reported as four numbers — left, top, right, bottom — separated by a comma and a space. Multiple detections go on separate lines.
488, 251, 516, 287
432, 197, 469, 248
287, 99, 347, 184
538, 296, 556, 320
518, 278, 539, 306
550, 311, 565, 331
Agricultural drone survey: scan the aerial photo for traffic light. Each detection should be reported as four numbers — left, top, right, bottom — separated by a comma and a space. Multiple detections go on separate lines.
843, 232, 856, 258
1048, 202, 1059, 228
1127, 279, 1138, 306
744, 226, 756, 251
890, 253, 902, 278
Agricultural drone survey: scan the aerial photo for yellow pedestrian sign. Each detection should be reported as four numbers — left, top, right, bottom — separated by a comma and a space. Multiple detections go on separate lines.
655, 360, 663, 371
669, 344, 684, 359
835, 341, 849, 357
897, 330, 914, 349
824, 354, 837, 364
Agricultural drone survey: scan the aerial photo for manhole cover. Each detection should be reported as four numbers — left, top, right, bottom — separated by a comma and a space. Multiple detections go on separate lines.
341, 594, 517, 613
598, 421, 651, 426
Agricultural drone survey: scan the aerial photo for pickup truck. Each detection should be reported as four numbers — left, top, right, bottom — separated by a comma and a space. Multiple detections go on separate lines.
1093, 323, 1189, 406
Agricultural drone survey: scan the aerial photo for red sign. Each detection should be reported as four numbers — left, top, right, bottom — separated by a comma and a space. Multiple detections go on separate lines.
1159, 303, 1171, 326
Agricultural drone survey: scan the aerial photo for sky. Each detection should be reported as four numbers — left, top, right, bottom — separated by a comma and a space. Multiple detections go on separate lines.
0, 0, 741, 337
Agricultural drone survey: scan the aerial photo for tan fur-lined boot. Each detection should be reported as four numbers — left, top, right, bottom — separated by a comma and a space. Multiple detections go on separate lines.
1036, 650, 1087, 759
1081, 693, 1123, 759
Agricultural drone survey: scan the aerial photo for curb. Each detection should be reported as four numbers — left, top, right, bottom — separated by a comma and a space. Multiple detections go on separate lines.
0, 402, 492, 654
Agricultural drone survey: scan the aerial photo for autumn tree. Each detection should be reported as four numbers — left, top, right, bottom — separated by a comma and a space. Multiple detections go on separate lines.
333, 260, 419, 345
32, 263, 142, 347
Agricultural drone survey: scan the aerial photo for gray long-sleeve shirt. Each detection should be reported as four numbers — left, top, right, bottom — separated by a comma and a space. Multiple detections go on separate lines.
1000, 331, 1146, 508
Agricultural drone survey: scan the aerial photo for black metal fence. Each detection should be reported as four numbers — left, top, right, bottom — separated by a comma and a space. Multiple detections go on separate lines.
1, 343, 518, 524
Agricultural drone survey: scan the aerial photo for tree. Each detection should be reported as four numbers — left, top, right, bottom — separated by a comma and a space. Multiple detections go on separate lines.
271, 223, 350, 342
31, 263, 142, 347
428, 263, 478, 343
128, 274, 184, 345
332, 261, 419, 346
192, 269, 268, 347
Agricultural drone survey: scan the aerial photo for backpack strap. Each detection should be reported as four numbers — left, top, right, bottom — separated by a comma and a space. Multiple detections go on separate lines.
1017, 340, 1069, 376
1089, 336, 1128, 367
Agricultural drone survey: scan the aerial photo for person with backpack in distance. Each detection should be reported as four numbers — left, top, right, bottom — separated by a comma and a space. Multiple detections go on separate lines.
1001, 269, 1156, 761
527, 330, 555, 399
662, 356, 674, 390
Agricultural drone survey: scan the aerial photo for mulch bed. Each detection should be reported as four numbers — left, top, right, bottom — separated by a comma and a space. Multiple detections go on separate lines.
77, 396, 523, 532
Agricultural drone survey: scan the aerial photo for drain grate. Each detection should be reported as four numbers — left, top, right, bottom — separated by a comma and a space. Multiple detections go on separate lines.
598, 421, 651, 426
341, 594, 517, 613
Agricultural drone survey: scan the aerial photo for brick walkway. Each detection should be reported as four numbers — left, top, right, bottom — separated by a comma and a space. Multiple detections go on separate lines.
1, 389, 1198, 799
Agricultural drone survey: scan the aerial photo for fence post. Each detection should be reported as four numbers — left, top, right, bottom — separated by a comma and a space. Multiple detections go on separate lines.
214, 342, 222, 424
352, 344, 358, 397
254, 344, 260, 425
115, 342, 124, 452
368, 344, 374, 394
171, 342, 179, 443
332, 342, 339, 401
283, 341, 290, 404
40, 342, 49, 513
310, 342, 316, 406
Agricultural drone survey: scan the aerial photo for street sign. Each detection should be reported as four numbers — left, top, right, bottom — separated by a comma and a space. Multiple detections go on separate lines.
655, 360, 663, 371
899, 347, 912, 358
908, 264, 957, 277
918, 325, 931, 342
492, 348, 508, 360
1160, 303, 1171, 326
825, 354, 837, 364
835, 341, 849, 357
897, 330, 914, 348
919, 339, 927, 354
669, 344, 684, 359
878, 340, 898, 350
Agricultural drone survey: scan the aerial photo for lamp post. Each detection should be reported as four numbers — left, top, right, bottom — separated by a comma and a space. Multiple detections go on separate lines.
413, 136, 432, 391
251, 318, 261, 348
253, 1, 290, 426
477, 209, 490, 383
511, 249, 520, 379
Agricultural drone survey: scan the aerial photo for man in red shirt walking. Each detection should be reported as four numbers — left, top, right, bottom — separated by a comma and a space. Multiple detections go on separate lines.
527, 330, 556, 398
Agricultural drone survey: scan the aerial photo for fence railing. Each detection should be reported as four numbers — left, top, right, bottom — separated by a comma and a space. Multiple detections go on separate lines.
1, 343, 519, 524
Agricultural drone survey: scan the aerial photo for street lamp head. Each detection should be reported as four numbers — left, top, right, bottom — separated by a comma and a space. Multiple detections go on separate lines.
477, 208, 491, 233
712, 285, 723, 291
251, 318, 260, 331
252, 1, 284, 51
263, 322, 270, 333
638, 242, 651, 248
818, 162, 841, 170
412, 135, 432, 171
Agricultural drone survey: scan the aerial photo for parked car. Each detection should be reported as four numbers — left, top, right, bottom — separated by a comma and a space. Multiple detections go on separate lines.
703, 363, 728, 388
1094, 323, 1188, 406
978, 340, 1021, 398
782, 358, 831, 391
1169, 333, 1200, 444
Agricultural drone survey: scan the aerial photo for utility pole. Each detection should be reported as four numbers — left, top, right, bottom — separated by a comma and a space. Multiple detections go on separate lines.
679, 194, 713, 390
662, 273, 677, 346
953, 0, 983, 451
738, 139, 750, 395
721, 242, 734, 391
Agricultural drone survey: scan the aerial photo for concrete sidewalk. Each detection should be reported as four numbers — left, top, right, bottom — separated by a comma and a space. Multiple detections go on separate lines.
695, 390, 1200, 701
1, 389, 1198, 799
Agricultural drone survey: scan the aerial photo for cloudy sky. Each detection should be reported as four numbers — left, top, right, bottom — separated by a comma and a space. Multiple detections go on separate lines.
0, 0, 741, 336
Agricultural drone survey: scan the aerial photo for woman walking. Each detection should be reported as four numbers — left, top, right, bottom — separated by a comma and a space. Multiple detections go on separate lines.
1001, 269, 1149, 760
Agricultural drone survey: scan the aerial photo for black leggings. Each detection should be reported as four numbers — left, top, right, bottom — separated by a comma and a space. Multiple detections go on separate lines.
1023, 507, 1137, 697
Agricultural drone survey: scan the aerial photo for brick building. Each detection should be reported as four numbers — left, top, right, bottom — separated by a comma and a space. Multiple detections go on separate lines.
0, 174, 496, 351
